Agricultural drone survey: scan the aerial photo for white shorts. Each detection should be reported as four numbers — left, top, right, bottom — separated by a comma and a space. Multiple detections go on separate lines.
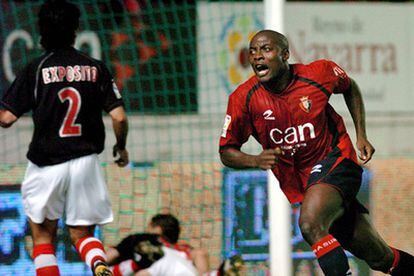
147, 247, 198, 276
21, 154, 113, 226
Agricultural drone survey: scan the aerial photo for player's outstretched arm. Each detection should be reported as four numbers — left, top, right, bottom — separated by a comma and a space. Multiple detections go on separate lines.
190, 248, 210, 275
343, 78, 375, 163
220, 147, 282, 170
135, 269, 151, 276
105, 246, 121, 266
110, 106, 129, 167
0, 109, 17, 128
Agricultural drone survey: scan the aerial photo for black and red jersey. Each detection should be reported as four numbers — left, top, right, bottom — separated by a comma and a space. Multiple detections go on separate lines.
1, 47, 123, 166
220, 59, 358, 203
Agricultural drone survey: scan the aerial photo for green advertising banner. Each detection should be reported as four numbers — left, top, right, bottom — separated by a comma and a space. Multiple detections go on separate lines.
0, 1, 197, 114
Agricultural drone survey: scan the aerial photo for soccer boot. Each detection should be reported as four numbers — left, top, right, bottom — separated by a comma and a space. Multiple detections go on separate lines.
134, 239, 164, 267
93, 261, 113, 276
219, 254, 245, 276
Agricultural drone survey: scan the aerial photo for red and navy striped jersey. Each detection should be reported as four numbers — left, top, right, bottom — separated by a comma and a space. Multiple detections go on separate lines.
1, 47, 124, 166
220, 59, 358, 203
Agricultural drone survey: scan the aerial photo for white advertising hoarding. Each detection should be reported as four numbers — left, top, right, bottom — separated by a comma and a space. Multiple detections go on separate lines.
285, 3, 412, 113
197, 2, 264, 114
198, 2, 414, 114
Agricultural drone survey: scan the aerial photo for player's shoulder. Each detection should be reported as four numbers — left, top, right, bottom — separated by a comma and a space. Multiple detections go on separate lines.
295, 59, 333, 72
15, 54, 51, 77
25, 53, 52, 70
294, 59, 344, 80
175, 240, 192, 250
229, 76, 260, 100
72, 48, 107, 68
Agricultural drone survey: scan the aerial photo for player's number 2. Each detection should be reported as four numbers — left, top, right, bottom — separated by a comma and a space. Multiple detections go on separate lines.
58, 87, 82, 137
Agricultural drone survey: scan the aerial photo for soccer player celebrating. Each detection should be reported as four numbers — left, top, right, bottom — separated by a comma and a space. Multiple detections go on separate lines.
219, 30, 414, 275
0, 1, 129, 275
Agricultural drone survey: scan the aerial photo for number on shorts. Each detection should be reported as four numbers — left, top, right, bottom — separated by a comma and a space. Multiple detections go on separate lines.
58, 87, 82, 137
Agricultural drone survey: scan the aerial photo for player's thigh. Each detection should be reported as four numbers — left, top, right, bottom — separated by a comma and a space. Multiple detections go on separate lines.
301, 157, 363, 228
22, 161, 68, 223
65, 154, 113, 226
300, 184, 345, 227
340, 212, 392, 263
306, 157, 363, 205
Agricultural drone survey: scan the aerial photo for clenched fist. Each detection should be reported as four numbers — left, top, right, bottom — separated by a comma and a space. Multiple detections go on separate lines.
254, 148, 284, 170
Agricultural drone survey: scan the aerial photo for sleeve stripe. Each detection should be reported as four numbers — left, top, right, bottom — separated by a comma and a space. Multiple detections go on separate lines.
219, 145, 241, 153
295, 75, 330, 98
34, 52, 54, 101
245, 82, 260, 112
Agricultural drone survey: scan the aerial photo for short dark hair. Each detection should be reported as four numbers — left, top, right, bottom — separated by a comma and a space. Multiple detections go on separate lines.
38, 0, 80, 50
150, 214, 180, 244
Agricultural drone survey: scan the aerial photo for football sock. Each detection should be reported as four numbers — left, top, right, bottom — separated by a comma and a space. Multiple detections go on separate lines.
312, 234, 351, 276
389, 247, 414, 275
75, 236, 107, 269
111, 260, 140, 276
33, 244, 60, 276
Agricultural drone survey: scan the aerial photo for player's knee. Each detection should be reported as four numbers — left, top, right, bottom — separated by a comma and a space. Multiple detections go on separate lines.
299, 218, 328, 244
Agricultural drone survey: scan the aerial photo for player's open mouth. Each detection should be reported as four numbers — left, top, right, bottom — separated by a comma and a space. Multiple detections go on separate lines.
255, 64, 269, 77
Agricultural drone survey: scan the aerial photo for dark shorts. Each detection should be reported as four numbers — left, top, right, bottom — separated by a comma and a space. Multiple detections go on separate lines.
306, 157, 369, 246
306, 157, 364, 204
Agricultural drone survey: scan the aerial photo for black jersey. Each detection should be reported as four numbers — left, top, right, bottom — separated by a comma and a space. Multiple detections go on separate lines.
1, 47, 124, 166
115, 233, 163, 263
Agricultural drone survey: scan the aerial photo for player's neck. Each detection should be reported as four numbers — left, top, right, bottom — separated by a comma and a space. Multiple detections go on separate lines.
262, 66, 292, 94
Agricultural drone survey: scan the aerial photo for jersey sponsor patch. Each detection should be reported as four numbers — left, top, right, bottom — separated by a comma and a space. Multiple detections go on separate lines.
112, 80, 122, 99
299, 96, 312, 113
221, 115, 231, 138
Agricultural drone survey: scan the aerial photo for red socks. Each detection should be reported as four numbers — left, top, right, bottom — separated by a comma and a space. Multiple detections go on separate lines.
111, 260, 140, 276
75, 236, 107, 268
33, 244, 60, 276
312, 234, 341, 258
312, 234, 351, 275
389, 247, 414, 275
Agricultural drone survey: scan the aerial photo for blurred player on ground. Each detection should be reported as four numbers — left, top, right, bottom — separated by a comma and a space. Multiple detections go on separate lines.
107, 213, 244, 276
219, 30, 414, 275
0, 0, 129, 275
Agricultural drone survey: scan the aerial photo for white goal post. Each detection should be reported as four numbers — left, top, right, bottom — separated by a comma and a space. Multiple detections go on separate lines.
264, 0, 292, 275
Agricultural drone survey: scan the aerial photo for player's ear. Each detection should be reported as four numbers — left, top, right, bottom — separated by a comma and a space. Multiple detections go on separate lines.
282, 48, 290, 61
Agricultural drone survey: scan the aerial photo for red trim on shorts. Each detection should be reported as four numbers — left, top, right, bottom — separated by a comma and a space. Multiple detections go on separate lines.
33, 244, 55, 259
390, 247, 401, 273
312, 234, 341, 258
